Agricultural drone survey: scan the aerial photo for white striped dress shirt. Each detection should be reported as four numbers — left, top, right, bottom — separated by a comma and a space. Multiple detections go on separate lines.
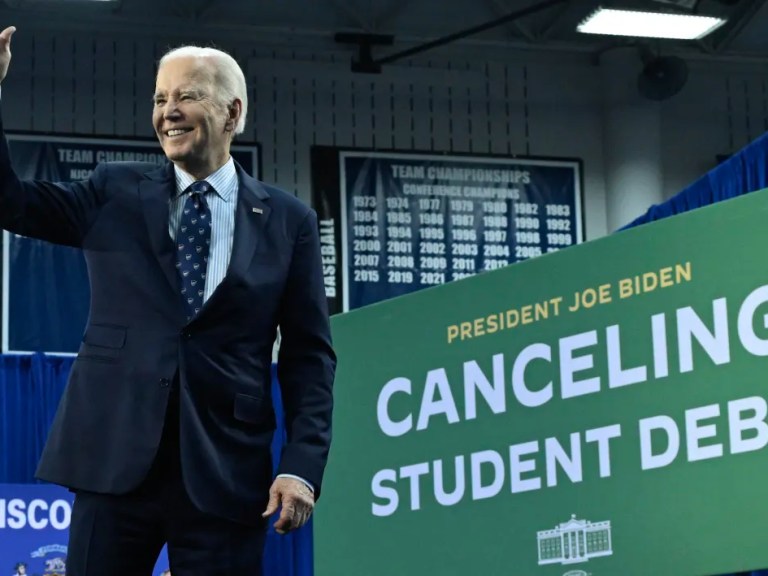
169, 157, 238, 303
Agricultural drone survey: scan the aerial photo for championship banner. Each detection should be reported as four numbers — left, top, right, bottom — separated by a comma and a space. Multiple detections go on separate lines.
311, 147, 583, 314
316, 188, 768, 576
2, 135, 259, 354
0, 483, 170, 575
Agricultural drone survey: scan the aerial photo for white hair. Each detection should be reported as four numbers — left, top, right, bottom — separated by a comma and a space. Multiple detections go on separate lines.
159, 46, 248, 135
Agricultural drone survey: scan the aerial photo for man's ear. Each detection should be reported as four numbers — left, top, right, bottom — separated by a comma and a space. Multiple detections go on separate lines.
225, 98, 243, 133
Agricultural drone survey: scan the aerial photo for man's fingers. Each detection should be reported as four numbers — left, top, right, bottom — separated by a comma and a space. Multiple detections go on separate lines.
261, 489, 280, 518
274, 497, 314, 534
274, 503, 295, 534
0, 26, 15, 49
297, 506, 311, 529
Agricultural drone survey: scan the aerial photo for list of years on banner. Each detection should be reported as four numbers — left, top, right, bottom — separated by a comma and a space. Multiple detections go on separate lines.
349, 173, 576, 289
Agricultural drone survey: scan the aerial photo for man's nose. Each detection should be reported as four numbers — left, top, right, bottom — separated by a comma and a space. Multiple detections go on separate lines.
163, 100, 181, 118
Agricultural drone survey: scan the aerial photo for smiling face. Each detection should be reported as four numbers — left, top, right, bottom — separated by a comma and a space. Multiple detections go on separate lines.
152, 56, 241, 180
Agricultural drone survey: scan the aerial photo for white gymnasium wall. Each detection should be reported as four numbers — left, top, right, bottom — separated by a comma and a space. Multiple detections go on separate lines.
660, 59, 768, 201
0, 29, 765, 240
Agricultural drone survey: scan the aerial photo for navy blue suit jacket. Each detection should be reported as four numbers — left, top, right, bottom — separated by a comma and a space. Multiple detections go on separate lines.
0, 118, 335, 525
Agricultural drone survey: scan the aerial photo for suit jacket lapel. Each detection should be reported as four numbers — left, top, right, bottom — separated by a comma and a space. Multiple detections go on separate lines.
138, 160, 271, 321
139, 163, 182, 299
227, 164, 272, 280
199, 163, 272, 313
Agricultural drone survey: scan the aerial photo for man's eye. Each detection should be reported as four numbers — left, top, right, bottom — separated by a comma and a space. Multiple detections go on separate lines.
154, 99, 166, 106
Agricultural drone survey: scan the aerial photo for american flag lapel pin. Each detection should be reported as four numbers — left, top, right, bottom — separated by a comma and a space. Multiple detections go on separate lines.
252, 207, 264, 214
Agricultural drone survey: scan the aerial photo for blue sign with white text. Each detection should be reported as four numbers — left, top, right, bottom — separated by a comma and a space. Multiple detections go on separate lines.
0, 484, 170, 575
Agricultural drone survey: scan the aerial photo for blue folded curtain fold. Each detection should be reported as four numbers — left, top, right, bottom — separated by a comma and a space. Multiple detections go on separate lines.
620, 132, 768, 230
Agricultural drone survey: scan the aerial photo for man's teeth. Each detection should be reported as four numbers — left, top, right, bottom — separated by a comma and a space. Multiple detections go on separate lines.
167, 129, 190, 137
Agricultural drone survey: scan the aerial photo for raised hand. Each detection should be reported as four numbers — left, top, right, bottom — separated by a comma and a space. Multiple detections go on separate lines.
0, 26, 16, 84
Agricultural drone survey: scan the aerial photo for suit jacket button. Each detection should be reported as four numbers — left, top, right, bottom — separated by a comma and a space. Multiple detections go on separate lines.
159, 378, 170, 388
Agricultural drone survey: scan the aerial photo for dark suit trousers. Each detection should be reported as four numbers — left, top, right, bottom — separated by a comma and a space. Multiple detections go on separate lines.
66, 382, 268, 576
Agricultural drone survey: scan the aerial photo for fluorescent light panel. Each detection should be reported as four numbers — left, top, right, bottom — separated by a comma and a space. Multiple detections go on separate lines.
577, 8, 725, 40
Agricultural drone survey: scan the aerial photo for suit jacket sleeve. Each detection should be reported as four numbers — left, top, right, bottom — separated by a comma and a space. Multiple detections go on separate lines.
0, 108, 105, 247
275, 208, 336, 499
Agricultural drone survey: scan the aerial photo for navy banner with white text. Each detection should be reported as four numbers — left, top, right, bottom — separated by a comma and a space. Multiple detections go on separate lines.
311, 147, 583, 313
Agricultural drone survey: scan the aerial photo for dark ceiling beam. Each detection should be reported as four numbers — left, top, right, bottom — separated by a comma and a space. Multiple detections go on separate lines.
370, 0, 567, 69
694, 37, 715, 54
539, 0, 592, 40
483, 0, 536, 41
710, 0, 768, 53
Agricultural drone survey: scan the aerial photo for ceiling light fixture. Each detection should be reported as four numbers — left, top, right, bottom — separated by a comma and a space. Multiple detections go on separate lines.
577, 8, 726, 40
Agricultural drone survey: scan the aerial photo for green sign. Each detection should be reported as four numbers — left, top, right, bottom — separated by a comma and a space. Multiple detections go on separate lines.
316, 188, 768, 576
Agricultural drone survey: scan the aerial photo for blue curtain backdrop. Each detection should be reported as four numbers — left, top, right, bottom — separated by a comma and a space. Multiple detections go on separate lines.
0, 354, 313, 576
621, 131, 768, 228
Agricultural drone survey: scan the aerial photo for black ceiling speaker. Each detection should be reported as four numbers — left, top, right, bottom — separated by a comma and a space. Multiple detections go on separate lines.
637, 51, 689, 101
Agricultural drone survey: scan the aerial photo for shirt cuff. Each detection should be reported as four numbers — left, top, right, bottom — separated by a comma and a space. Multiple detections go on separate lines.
276, 473, 314, 493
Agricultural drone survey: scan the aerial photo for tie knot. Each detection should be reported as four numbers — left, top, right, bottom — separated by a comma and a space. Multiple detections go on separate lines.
187, 180, 210, 196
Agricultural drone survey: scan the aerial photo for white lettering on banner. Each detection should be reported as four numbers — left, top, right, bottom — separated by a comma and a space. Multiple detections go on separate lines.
434, 456, 465, 506
416, 369, 460, 431
370, 422, 624, 517
391, 165, 532, 185
512, 344, 552, 408
560, 331, 600, 400
606, 325, 647, 388
585, 424, 622, 478
729, 396, 768, 453
639, 416, 680, 470
390, 164, 425, 179
463, 355, 505, 420
95, 150, 166, 163
57, 148, 93, 163
376, 286, 768, 436
70, 168, 94, 180
510, 441, 541, 493
368, 283, 768, 517
371, 469, 399, 517
370, 393, 768, 515
377, 377, 412, 437
56, 148, 166, 164
471, 451, 504, 501
319, 219, 336, 298
677, 298, 730, 373
0, 498, 71, 530
638, 396, 768, 471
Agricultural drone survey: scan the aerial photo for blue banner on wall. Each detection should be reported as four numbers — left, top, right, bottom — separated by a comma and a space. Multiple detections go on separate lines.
2, 135, 259, 354
312, 149, 583, 312
0, 483, 170, 575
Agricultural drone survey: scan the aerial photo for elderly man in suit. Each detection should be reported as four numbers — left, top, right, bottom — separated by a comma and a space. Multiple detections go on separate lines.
0, 26, 335, 575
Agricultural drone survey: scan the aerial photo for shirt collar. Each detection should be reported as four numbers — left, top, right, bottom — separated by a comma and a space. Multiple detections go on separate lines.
173, 157, 237, 202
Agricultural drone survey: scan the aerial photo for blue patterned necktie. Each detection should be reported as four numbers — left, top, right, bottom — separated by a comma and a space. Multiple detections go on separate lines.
176, 180, 212, 322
